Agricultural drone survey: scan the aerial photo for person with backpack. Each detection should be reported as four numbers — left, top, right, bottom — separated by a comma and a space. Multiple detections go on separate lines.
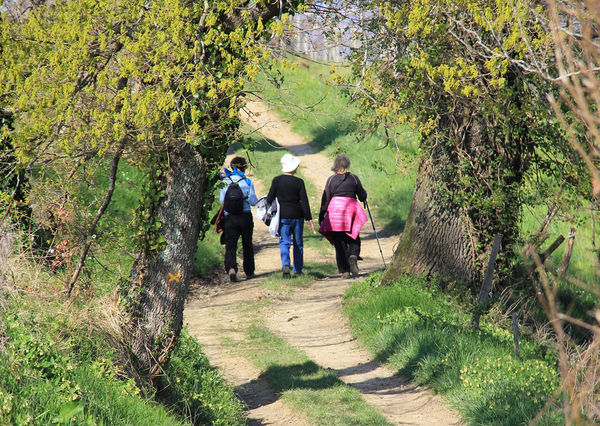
266, 153, 314, 279
219, 156, 259, 282
318, 154, 367, 278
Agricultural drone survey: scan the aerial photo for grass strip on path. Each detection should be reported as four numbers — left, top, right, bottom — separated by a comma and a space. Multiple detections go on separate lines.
222, 296, 391, 426
259, 262, 337, 292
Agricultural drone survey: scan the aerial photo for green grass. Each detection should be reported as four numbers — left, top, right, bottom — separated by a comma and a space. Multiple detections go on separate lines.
223, 301, 391, 426
0, 304, 181, 425
0, 292, 244, 425
1, 156, 240, 424
249, 60, 418, 233
163, 332, 245, 425
194, 200, 225, 276
520, 202, 598, 285
344, 273, 563, 425
259, 262, 337, 291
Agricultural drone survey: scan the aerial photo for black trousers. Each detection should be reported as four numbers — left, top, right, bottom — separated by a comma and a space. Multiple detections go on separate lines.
223, 212, 254, 275
331, 232, 361, 273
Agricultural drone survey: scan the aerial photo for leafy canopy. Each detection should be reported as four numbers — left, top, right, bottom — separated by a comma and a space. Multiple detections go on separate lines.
333, 0, 589, 236
0, 0, 290, 167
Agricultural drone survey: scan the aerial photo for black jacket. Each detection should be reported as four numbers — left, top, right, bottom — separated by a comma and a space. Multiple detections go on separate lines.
267, 174, 312, 220
319, 172, 367, 223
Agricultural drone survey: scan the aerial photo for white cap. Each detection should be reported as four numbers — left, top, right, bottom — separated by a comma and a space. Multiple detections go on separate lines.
281, 153, 300, 173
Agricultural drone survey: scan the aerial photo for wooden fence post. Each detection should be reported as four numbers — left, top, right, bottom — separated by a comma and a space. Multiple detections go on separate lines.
512, 312, 520, 360
558, 227, 577, 280
471, 234, 503, 329
592, 205, 600, 279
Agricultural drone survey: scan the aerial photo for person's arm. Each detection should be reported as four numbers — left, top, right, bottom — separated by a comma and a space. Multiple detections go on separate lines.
219, 185, 227, 204
319, 176, 332, 224
355, 175, 367, 202
266, 176, 278, 204
247, 180, 259, 206
299, 180, 312, 221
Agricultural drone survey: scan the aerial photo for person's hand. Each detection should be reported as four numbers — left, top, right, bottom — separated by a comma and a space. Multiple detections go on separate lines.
307, 220, 315, 233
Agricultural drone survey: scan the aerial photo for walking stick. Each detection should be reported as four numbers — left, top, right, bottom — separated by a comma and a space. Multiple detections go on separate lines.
364, 200, 386, 268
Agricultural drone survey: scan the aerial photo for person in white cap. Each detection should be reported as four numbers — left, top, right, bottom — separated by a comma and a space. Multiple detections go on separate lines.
266, 153, 314, 278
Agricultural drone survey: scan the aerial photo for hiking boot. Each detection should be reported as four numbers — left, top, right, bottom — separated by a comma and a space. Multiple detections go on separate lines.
282, 265, 291, 279
349, 255, 359, 276
228, 268, 238, 282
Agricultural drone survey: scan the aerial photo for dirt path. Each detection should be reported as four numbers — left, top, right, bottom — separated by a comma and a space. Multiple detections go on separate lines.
184, 101, 460, 425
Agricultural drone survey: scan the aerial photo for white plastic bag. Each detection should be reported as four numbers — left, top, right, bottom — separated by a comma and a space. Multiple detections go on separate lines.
268, 198, 280, 237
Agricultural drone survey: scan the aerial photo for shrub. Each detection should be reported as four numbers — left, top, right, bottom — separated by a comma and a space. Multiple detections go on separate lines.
164, 331, 245, 425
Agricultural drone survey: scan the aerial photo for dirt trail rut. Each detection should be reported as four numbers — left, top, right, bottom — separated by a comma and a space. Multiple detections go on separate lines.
184, 101, 460, 425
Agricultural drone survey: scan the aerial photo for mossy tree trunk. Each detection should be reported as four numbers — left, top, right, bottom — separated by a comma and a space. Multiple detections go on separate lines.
382, 156, 480, 286
382, 111, 526, 290
124, 142, 221, 380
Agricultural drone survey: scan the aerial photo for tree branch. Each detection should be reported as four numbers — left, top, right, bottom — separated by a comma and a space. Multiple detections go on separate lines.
222, 0, 299, 32
66, 139, 126, 296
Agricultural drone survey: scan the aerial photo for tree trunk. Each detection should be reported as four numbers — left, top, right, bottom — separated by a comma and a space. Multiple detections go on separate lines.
382, 156, 480, 286
382, 110, 525, 290
123, 143, 217, 381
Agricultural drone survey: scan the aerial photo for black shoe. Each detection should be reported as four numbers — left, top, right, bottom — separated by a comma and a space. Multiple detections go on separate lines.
246, 273, 256, 280
228, 268, 238, 282
282, 265, 291, 279
349, 255, 359, 276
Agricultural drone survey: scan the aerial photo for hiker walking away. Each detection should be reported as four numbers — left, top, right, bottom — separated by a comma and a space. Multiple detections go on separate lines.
266, 153, 314, 279
220, 157, 259, 282
318, 154, 367, 278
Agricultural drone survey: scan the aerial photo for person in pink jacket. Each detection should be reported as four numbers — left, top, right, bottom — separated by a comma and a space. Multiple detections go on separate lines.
318, 154, 367, 278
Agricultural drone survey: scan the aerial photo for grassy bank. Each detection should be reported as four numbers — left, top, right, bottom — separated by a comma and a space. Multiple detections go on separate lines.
0, 286, 244, 425
0, 157, 242, 424
344, 273, 562, 425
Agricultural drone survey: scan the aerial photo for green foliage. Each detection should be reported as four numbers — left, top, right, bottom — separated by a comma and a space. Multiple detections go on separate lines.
0, 307, 182, 425
0, 0, 301, 275
0, 0, 269, 156
458, 356, 559, 424
0, 283, 244, 425
133, 157, 168, 254
331, 0, 590, 280
344, 274, 562, 424
164, 331, 245, 425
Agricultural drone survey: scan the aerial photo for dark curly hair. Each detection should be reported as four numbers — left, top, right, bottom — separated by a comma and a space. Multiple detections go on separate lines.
230, 156, 247, 171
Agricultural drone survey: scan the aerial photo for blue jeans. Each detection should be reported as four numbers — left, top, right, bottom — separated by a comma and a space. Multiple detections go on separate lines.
279, 218, 304, 273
